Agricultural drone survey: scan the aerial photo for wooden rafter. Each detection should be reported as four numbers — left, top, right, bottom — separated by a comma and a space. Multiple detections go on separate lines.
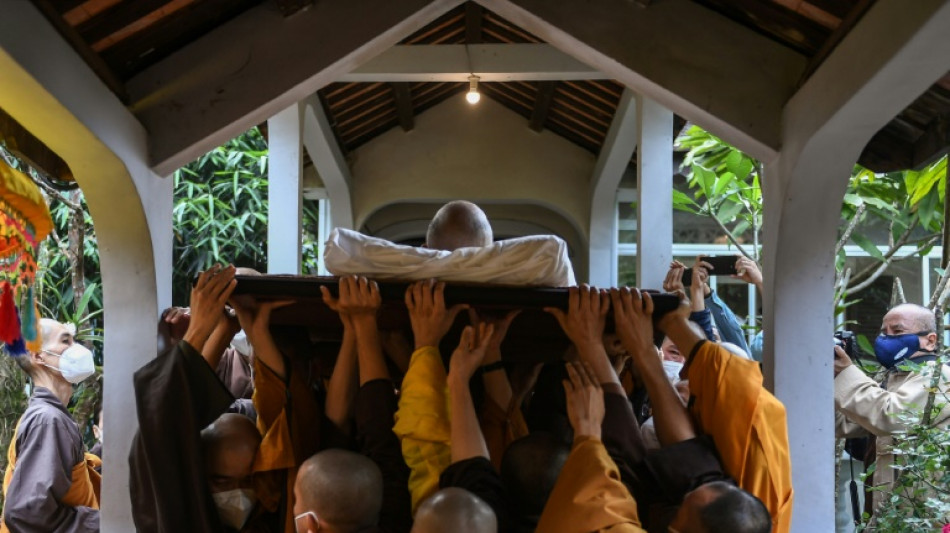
529, 81, 556, 131
272, 0, 314, 17
392, 82, 415, 131
28, 0, 128, 102
797, 0, 876, 85
465, 2, 483, 43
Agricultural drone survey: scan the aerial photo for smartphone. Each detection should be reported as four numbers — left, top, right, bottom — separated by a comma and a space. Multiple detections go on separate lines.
681, 256, 739, 285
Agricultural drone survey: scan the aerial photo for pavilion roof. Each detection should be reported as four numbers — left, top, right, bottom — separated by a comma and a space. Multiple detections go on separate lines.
28, 0, 950, 174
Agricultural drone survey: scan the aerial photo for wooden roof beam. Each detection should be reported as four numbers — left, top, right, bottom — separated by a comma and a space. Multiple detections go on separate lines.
465, 2, 483, 43
475, 0, 808, 160
128, 0, 465, 176
28, 0, 128, 102
529, 81, 556, 131
272, 0, 315, 17
338, 44, 607, 82
391, 82, 415, 131
913, 114, 950, 169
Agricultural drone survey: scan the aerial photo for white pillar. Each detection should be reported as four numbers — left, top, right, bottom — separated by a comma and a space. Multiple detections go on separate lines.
636, 95, 673, 289
1, 5, 174, 531
759, 2, 950, 531
589, 89, 638, 287
303, 95, 354, 230
267, 104, 304, 274
317, 197, 332, 275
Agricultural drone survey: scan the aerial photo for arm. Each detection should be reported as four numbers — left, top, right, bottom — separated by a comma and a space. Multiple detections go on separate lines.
545, 285, 617, 387
200, 309, 240, 370
392, 280, 468, 513
4, 419, 98, 533
232, 297, 292, 381
834, 364, 939, 435
548, 286, 646, 489
321, 281, 360, 436
611, 288, 696, 446
474, 310, 520, 422
447, 324, 495, 463
734, 256, 764, 294
705, 290, 752, 354
536, 361, 645, 533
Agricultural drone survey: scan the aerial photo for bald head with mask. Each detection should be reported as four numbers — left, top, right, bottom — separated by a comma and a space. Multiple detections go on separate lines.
201, 413, 261, 530
426, 201, 493, 251
293, 449, 383, 533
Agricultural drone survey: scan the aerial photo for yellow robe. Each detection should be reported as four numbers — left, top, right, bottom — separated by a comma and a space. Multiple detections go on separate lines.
687, 341, 794, 533
536, 436, 646, 533
392, 345, 452, 513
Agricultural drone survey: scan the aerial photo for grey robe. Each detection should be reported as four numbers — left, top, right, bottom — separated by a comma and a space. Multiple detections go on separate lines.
1, 387, 99, 532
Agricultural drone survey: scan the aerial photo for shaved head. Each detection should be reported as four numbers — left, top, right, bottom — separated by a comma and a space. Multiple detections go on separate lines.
294, 449, 383, 532
885, 303, 936, 332
882, 303, 938, 353
412, 488, 496, 533
426, 201, 493, 251
14, 318, 72, 376
235, 267, 262, 276
501, 432, 568, 524
201, 413, 261, 493
669, 481, 771, 533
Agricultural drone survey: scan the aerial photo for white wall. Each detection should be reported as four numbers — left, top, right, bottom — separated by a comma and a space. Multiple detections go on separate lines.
350, 95, 596, 237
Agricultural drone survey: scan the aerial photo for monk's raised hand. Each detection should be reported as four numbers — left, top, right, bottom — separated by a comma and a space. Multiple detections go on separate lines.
610, 287, 656, 360
448, 322, 495, 386
335, 276, 381, 318
562, 360, 605, 440
184, 265, 236, 350
545, 285, 609, 350
404, 279, 468, 350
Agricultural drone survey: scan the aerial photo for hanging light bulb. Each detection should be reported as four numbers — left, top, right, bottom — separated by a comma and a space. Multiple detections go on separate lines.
466, 75, 481, 104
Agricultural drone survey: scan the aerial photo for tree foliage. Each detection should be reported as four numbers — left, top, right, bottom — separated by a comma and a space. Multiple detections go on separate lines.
171, 126, 321, 305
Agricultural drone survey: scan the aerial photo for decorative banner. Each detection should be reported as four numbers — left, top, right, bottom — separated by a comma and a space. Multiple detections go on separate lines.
0, 157, 52, 355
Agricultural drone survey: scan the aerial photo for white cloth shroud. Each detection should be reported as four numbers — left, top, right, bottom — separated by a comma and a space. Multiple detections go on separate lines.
324, 228, 576, 287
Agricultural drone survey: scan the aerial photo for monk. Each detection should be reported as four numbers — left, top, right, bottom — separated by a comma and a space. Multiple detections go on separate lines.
1, 318, 100, 533
425, 200, 493, 251
611, 288, 790, 533
411, 488, 496, 533
131, 265, 280, 533
292, 449, 384, 533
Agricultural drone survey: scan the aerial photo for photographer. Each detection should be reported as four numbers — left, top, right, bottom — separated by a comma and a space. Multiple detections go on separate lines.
834, 303, 950, 518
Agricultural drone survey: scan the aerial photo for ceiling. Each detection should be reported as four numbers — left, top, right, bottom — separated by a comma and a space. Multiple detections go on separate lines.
22, 0, 950, 175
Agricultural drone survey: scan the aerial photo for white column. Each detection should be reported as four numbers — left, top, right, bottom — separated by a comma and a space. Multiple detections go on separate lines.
589, 89, 638, 286
317, 197, 332, 275
303, 95, 354, 230
267, 104, 304, 274
636, 96, 673, 289
0, 5, 173, 531
759, 2, 950, 531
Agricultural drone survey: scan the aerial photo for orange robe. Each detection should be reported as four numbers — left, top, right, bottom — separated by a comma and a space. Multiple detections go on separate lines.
536, 436, 646, 533
252, 356, 321, 532
687, 341, 794, 532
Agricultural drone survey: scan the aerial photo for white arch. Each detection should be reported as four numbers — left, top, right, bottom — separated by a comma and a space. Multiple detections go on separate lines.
1, 5, 173, 530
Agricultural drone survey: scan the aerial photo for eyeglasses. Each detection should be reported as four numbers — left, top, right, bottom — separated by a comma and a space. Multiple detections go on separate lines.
294, 511, 319, 532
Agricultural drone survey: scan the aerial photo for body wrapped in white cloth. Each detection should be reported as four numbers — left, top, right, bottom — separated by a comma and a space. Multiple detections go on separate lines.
324, 228, 576, 287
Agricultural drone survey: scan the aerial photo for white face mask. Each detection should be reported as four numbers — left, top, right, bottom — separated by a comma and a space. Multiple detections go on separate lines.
42, 344, 96, 384
662, 360, 684, 384
230, 330, 254, 359
212, 488, 256, 530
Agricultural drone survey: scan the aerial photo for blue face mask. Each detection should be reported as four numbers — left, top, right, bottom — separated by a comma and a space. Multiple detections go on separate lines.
873, 333, 928, 369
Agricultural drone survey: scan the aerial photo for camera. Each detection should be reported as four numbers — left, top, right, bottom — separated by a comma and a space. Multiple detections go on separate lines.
834, 330, 855, 359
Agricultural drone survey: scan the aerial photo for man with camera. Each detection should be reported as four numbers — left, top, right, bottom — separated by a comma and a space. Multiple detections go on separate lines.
833, 303, 950, 516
